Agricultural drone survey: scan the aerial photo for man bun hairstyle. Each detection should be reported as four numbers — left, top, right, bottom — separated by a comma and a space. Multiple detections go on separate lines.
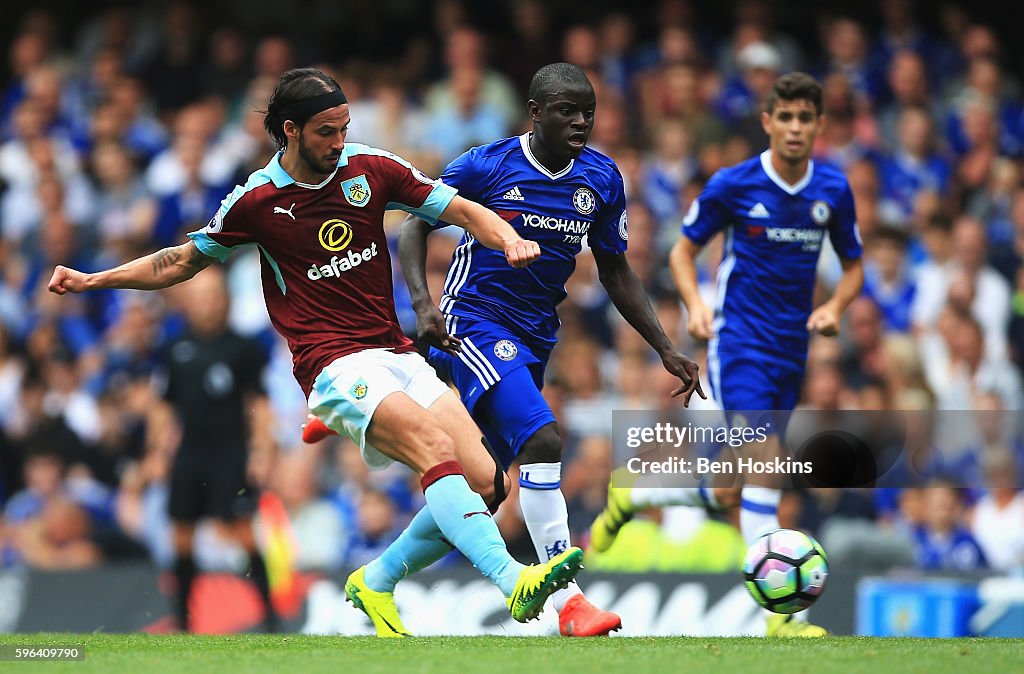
766, 72, 824, 116
528, 62, 593, 102
263, 67, 347, 149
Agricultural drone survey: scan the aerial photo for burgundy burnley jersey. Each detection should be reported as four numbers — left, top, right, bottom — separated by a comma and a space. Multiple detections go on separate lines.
188, 144, 457, 397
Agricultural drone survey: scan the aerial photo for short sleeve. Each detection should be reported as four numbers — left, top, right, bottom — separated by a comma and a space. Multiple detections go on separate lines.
379, 153, 458, 225
828, 182, 863, 260
187, 184, 260, 262
680, 171, 732, 246
429, 149, 487, 229
586, 166, 628, 255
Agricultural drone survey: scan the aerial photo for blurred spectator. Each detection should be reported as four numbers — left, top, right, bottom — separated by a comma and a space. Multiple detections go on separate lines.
872, 0, 946, 101
945, 56, 1024, 160
813, 74, 876, 170
913, 479, 988, 571
100, 75, 169, 161
422, 66, 507, 165
876, 106, 952, 227
715, 41, 780, 149
346, 75, 428, 164
138, 1, 205, 113
145, 102, 232, 197
90, 141, 157, 261
862, 227, 916, 332
641, 120, 696, 225
14, 496, 102, 569
715, 0, 802, 79
424, 26, 518, 130
913, 216, 1010, 360
269, 449, 346, 571
496, 0, 560, 96
966, 156, 1019, 252
152, 132, 231, 248
839, 297, 887, 388
344, 488, 403, 569
3, 441, 66, 527
876, 50, 946, 152
200, 27, 252, 113
817, 16, 879, 103
971, 452, 1024, 571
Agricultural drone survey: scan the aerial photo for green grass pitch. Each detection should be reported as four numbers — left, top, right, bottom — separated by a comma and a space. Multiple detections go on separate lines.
1, 634, 1021, 674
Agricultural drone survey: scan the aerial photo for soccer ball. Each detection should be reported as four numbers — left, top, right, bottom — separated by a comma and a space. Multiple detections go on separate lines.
743, 529, 829, 614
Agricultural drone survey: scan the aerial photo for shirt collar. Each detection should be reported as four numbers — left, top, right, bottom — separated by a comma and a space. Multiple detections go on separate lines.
264, 148, 350, 188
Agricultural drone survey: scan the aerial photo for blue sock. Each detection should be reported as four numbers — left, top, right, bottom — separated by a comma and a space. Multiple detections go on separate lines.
392, 465, 522, 596
364, 506, 452, 592
423, 473, 522, 595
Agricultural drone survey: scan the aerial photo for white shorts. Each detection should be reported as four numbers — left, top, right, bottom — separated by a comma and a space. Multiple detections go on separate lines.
307, 349, 450, 470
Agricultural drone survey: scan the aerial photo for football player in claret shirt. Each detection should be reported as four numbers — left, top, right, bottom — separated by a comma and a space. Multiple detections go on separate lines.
592, 72, 864, 637
49, 67, 586, 635
307, 62, 706, 637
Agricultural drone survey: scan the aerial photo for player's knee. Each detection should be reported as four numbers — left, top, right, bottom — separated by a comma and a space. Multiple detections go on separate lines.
517, 423, 562, 465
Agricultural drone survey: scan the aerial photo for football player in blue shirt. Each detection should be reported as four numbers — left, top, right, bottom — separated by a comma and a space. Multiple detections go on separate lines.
308, 62, 706, 636
592, 72, 864, 637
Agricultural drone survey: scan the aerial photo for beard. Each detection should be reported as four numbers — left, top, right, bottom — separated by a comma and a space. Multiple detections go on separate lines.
297, 135, 337, 177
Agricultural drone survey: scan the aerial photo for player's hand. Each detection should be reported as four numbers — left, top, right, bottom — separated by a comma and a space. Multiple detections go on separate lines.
48, 265, 89, 295
504, 238, 541, 268
662, 351, 707, 407
807, 303, 841, 337
686, 302, 714, 341
415, 302, 461, 355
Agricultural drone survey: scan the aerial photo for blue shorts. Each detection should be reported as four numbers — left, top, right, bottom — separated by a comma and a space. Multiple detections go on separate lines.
429, 318, 555, 468
707, 346, 805, 434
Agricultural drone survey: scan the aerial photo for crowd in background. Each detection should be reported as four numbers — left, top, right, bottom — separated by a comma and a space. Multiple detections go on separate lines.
2, 0, 1024, 579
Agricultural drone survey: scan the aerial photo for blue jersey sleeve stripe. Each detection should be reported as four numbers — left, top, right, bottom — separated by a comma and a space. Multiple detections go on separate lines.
187, 231, 233, 262
386, 182, 458, 225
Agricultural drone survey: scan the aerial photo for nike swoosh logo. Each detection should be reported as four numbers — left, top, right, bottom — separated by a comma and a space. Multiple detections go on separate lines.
463, 510, 491, 519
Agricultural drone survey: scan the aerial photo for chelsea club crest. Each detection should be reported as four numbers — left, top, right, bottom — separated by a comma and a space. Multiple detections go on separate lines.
494, 340, 518, 361
810, 200, 831, 225
573, 188, 596, 215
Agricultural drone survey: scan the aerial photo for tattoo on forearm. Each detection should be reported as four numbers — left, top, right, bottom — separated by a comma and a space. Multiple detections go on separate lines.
151, 249, 182, 275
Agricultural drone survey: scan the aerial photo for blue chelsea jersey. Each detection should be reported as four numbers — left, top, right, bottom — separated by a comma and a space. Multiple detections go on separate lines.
434, 133, 628, 348
682, 150, 862, 359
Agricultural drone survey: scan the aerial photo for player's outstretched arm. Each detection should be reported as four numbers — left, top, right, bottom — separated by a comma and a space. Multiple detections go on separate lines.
668, 236, 714, 341
807, 257, 865, 336
397, 215, 460, 355
48, 241, 214, 294
594, 250, 705, 406
439, 195, 540, 268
